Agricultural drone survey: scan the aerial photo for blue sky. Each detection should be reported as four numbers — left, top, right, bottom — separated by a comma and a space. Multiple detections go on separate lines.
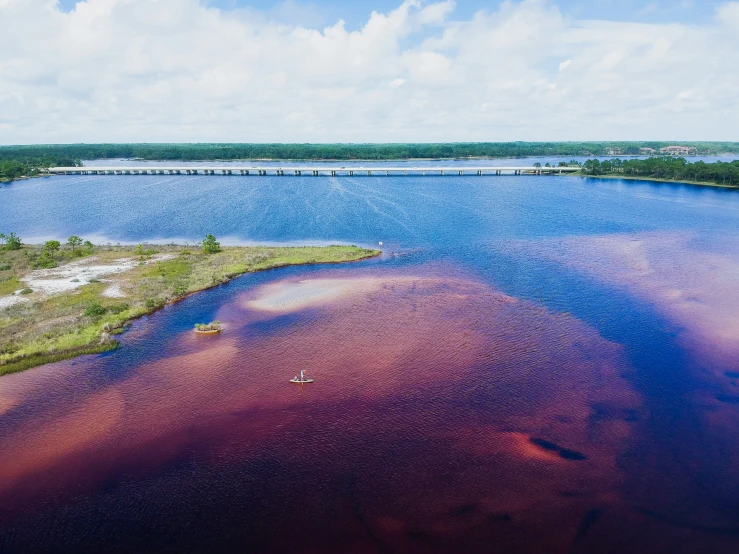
55, 0, 727, 27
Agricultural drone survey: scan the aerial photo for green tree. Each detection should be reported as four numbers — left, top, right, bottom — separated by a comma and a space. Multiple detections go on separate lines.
84, 240, 94, 253
67, 235, 83, 251
582, 159, 603, 175
6, 232, 22, 251
202, 234, 221, 254
44, 240, 61, 258
0, 233, 6, 247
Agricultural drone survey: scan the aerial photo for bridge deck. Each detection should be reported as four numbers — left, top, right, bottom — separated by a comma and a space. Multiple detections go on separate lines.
45, 166, 580, 176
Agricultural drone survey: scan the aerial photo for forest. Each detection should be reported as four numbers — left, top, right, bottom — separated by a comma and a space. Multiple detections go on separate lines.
581, 157, 739, 187
0, 156, 81, 181
2, 142, 739, 163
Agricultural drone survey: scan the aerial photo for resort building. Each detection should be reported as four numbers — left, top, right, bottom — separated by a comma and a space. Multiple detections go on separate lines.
659, 145, 697, 156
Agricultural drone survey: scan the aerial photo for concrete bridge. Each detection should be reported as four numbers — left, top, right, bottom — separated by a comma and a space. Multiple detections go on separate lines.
45, 166, 581, 177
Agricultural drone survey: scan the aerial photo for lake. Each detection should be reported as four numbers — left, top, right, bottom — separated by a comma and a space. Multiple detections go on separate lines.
2, 161, 739, 552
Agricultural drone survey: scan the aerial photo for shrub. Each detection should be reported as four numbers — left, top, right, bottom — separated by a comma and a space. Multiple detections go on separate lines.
84, 302, 107, 317
145, 298, 164, 310
5, 232, 22, 251
0, 264, 11, 271
35, 251, 58, 269
0, 343, 19, 355
195, 321, 222, 331
108, 303, 130, 314
172, 283, 189, 298
20, 288, 33, 294
134, 244, 158, 256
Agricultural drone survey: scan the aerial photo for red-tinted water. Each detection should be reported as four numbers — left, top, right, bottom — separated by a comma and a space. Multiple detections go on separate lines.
0, 271, 647, 552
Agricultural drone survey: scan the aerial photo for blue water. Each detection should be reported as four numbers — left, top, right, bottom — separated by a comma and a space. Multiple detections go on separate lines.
2, 165, 739, 552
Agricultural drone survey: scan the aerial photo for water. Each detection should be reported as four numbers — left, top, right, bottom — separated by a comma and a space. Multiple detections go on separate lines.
1, 164, 739, 552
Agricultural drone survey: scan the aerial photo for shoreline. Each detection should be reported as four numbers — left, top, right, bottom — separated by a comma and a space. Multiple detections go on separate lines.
0, 245, 380, 375
0, 174, 43, 184
579, 173, 738, 190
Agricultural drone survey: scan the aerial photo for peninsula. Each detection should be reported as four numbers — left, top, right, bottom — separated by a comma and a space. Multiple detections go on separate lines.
0, 237, 379, 375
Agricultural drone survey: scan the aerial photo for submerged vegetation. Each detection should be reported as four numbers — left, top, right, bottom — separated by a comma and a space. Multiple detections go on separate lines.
580, 157, 739, 188
0, 237, 379, 375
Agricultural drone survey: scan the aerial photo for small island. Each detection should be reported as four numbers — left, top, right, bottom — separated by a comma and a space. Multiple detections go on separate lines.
0, 234, 379, 375
194, 321, 222, 335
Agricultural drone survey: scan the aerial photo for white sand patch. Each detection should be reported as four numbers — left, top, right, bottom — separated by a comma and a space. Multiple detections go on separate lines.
19, 254, 176, 296
0, 295, 30, 310
102, 284, 126, 298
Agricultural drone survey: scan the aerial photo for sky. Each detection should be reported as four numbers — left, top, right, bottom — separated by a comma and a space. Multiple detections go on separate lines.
1, 0, 738, 144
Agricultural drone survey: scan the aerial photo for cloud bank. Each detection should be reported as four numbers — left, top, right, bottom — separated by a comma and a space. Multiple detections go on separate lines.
1, 0, 738, 143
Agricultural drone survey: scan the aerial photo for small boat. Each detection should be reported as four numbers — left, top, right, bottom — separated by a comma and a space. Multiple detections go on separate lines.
290, 370, 314, 384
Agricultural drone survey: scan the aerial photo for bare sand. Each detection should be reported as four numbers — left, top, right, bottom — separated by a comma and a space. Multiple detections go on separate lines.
245, 277, 405, 313
0, 254, 178, 309
0, 296, 30, 310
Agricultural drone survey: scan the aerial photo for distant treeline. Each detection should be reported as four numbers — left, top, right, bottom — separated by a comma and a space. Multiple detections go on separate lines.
2, 142, 739, 162
582, 157, 739, 187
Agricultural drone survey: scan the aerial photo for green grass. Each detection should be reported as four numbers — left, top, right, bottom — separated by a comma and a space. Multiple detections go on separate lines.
0, 277, 21, 295
0, 342, 119, 376
0, 244, 379, 374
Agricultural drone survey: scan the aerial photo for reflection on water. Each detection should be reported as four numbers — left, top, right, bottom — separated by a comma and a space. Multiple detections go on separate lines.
2, 171, 739, 551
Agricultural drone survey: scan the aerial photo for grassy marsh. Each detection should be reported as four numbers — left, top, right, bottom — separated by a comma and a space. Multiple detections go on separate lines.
0, 244, 379, 375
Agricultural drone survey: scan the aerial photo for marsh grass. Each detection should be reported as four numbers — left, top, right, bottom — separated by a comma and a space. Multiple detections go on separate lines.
0, 244, 379, 375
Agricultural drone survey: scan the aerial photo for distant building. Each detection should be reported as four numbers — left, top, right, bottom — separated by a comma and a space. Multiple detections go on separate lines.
659, 145, 697, 156
605, 148, 624, 156
640, 147, 657, 155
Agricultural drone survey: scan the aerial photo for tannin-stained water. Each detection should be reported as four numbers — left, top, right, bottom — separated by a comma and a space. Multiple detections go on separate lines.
1, 165, 739, 552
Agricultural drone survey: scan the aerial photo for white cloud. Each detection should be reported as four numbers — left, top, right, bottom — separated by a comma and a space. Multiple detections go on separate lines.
0, 0, 738, 143
717, 1, 739, 27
